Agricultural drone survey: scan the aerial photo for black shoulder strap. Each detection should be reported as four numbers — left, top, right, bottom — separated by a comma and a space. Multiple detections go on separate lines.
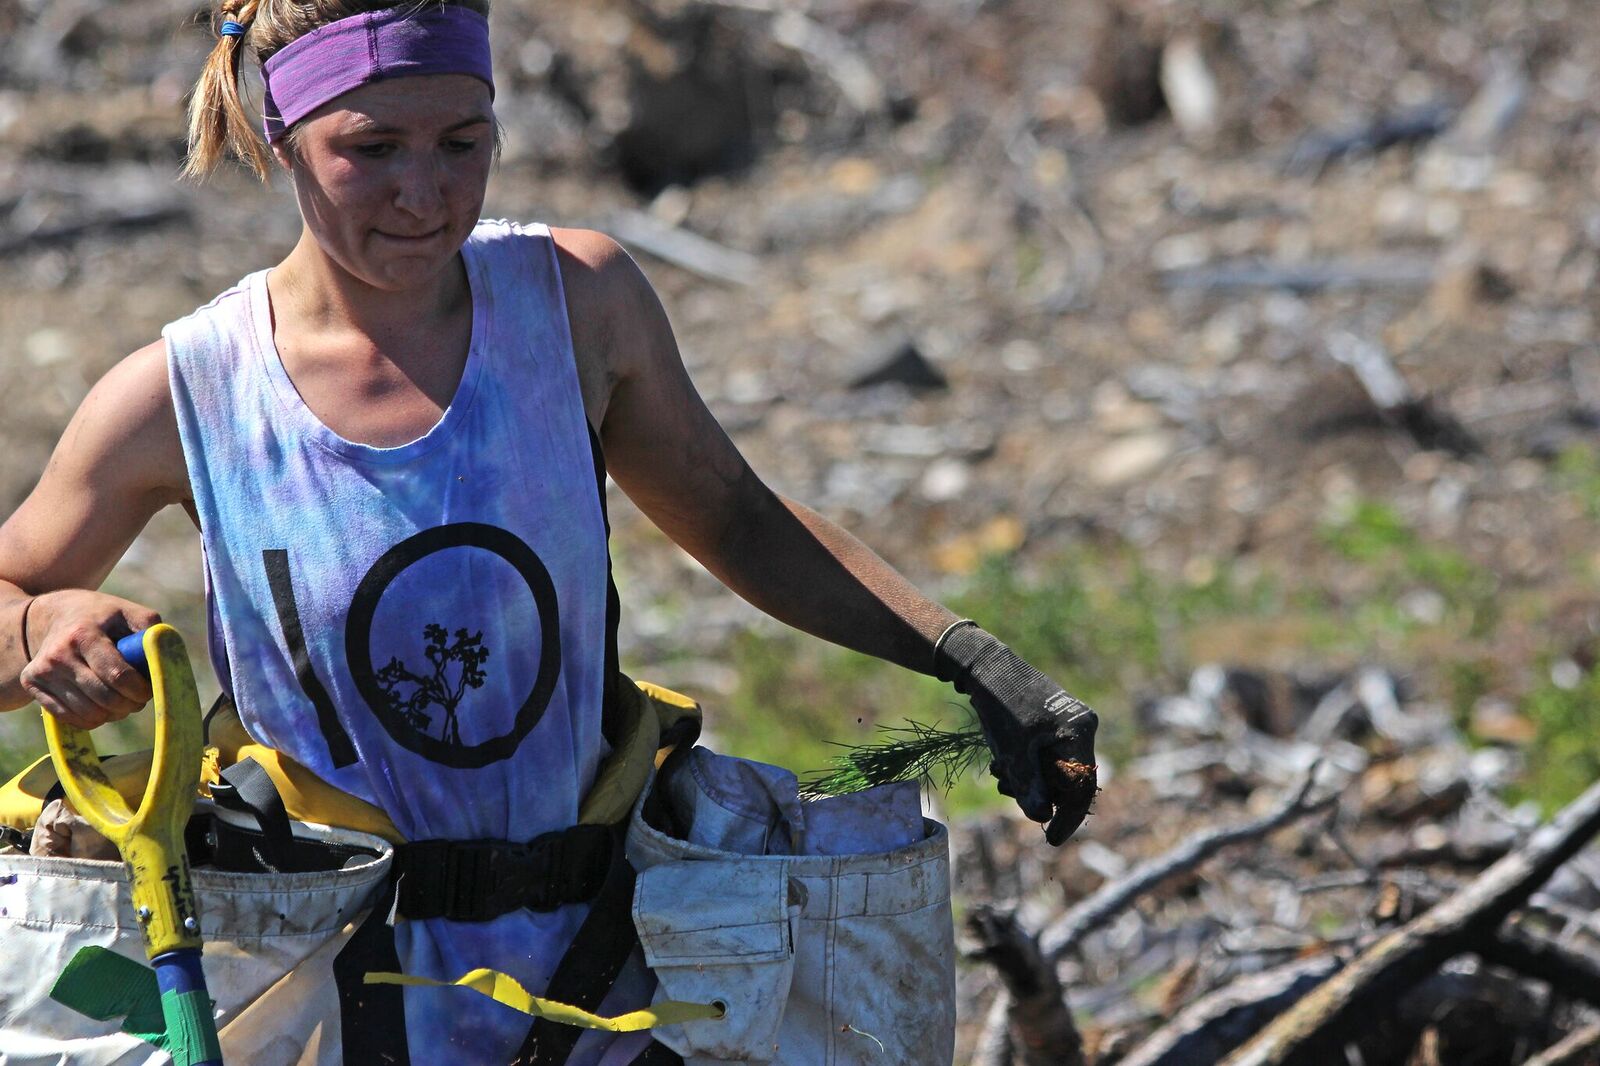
512, 824, 681, 1066
210, 757, 296, 872
333, 869, 409, 1064
202, 691, 235, 745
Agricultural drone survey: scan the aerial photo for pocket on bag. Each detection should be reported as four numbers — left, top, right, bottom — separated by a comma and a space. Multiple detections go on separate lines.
634, 858, 796, 1061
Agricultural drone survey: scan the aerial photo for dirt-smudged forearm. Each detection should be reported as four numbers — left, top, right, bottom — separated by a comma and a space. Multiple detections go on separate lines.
702, 467, 960, 675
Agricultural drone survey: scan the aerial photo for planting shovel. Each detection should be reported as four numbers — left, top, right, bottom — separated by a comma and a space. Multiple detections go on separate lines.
42, 623, 222, 1066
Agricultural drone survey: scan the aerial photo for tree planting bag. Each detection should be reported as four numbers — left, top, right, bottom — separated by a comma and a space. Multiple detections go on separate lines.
0, 802, 393, 1066
626, 748, 956, 1065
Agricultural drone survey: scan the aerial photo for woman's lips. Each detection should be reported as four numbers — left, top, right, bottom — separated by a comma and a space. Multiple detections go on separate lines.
376, 226, 445, 242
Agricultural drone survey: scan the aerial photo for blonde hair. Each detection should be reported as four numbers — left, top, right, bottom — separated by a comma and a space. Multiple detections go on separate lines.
184, 0, 493, 183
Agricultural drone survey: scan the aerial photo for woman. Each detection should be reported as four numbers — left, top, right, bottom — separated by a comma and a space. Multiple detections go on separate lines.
0, 0, 1098, 1060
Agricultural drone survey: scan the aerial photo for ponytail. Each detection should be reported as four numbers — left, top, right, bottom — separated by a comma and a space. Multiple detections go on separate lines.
183, 0, 273, 183
181, 0, 494, 183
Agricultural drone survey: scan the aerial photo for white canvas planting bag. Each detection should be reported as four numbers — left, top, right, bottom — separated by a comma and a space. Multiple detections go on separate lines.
626, 748, 956, 1065
0, 810, 393, 1066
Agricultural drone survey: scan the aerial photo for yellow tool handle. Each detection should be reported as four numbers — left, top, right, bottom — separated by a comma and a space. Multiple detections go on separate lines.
42, 624, 205, 957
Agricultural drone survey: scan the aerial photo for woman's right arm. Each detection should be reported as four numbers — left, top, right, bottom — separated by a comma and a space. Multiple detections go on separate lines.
0, 340, 191, 726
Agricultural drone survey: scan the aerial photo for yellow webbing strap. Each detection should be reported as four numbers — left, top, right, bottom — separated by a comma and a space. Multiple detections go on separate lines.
229, 743, 403, 844
577, 676, 701, 827
577, 683, 658, 826
363, 968, 723, 1031
194, 691, 404, 843
1, 754, 77, 831
634, 680, 702, 766
0, 750, 222, 832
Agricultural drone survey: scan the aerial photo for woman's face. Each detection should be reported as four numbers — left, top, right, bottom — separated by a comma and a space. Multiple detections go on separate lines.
276, 74, 495, 293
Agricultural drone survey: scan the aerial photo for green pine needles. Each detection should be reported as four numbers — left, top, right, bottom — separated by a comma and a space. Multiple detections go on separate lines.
802, 715, 990, 797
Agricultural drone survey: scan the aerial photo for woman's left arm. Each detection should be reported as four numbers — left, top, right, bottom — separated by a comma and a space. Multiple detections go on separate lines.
556, 229, 951, 671
556, 229, 1099, 843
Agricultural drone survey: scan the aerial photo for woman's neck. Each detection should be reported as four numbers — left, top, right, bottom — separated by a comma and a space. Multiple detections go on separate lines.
261, 228, 476, 447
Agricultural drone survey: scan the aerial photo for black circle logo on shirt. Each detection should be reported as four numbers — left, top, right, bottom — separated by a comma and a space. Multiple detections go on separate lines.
346, 522, 560, 768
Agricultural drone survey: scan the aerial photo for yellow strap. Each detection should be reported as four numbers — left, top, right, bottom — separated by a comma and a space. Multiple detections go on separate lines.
231, 742, 403, 844
577, 676, 702, 826
576, 683, 659, 826
363, 969, 723, 1031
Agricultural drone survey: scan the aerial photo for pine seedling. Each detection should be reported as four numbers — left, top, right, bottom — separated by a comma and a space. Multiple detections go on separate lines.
802, 712, 989, 797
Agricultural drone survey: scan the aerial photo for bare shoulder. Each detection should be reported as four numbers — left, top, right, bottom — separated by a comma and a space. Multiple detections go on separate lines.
54, 339, 188, 505
549, 226, 656, 332
550, 226, 631, 274
549, 227, 671, 424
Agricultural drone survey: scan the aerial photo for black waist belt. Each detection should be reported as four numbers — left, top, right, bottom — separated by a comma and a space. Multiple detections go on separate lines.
393, 823, 614, 922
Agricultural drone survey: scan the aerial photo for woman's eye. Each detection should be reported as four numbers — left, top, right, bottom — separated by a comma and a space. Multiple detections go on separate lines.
353, 143, 394, 158
443, 139, 478, 154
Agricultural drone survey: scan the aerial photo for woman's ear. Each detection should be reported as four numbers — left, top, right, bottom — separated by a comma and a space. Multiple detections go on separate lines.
271, 140, 296, 174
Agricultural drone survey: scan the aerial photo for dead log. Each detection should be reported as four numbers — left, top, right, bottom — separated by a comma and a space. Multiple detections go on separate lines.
1159, 256, 1435, 295
1326, 332, 1480, 457
1041, 767, 1336, 961
1116, 956, 1343, 1066
605, 210, 762, 286
966, 906, 1086, 1066
1222, 779, 1600, 1066
1371, 882, 1600, 1007
1522, 1021, 1600, 1066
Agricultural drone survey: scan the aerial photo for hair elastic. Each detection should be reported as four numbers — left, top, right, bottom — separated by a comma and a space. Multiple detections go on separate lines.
260, 6, 494, 142
19, 595, 35, 662
220, 19, 246, 37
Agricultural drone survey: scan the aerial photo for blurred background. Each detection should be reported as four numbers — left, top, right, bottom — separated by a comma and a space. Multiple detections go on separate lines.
2, 0, 1599, 1055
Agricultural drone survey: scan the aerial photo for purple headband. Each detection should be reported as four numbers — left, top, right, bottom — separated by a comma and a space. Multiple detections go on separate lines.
261, 5, 493, 142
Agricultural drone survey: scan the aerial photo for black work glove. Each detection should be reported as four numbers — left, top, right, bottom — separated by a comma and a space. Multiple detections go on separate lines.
933, 621, 1099, 845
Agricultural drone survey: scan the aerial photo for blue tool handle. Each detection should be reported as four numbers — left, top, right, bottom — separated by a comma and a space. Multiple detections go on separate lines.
152, 949, 223, 1065
116, 631, 149, 681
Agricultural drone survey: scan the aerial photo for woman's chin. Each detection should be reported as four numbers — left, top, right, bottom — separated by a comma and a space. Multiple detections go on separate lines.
360, 253, 458, 293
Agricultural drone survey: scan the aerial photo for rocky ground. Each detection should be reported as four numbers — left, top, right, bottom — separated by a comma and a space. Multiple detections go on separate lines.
3, 0, 1600, 1056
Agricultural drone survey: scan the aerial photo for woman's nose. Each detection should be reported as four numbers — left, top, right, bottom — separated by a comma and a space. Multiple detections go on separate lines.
393, 151, 445, 218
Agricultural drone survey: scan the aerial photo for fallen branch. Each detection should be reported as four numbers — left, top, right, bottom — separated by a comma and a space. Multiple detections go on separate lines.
1117, 956, 1344, 1066
1222, 779, 1600, 1066
769, 10, 886, 113
1159, 256, 1434, 295
1283, 102, 1454, 177
966, 906, 1086, 1066
605, 210, 762, 287
1365, 877, 1600, 1005
1041, 767, 1337, 961
1327, 333, 1480, 457
0, 203, 190, 255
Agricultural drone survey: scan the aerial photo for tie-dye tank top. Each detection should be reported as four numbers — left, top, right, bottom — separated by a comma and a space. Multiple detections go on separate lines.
164, 219, 644, 1062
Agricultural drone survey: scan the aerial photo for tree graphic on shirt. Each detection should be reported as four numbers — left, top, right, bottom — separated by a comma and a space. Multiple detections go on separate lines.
374, 623, 491, 747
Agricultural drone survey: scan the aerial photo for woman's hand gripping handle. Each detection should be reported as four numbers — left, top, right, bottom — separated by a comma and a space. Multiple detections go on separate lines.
19, 590, 161, 728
